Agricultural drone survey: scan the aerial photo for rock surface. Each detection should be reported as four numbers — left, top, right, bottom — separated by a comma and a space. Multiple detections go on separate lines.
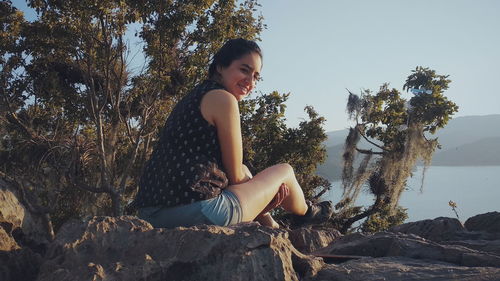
2, 175, 500, 281
0, 178, 49, 247
0, 224, 19, 251
389, 216, 466, 241
465, 212, 500, 234
0, 248, 42, 281
288, 226, 341, 254
37, 216, 323, 281
308, 257, 500, 281
443, 239, 500, 256
0, 178, 46, 281
35, 214, 500, 281
389, 216, 500, 257
315, 231, 500, 267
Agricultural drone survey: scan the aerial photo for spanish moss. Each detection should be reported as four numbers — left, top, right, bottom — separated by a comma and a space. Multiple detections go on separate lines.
338, 67, 458, 224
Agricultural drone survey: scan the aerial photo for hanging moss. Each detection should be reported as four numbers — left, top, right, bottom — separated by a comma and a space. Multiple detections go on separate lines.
341, 127, 360, 191
338, 67, 458, 228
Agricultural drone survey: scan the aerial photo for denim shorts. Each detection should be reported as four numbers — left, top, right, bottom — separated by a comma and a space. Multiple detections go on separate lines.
137, 189, 242, 228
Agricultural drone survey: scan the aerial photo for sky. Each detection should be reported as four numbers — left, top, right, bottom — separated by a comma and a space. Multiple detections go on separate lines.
11, 0, 500, 132
254, 0, 500, 131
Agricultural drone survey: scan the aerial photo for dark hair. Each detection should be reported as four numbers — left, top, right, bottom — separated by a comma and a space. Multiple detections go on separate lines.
208, 38, 262, 80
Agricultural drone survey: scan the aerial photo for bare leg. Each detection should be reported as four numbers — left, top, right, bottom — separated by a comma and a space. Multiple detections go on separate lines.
226, 163, 308, 222
241, 164, 279, 227
255, 212, 280, 228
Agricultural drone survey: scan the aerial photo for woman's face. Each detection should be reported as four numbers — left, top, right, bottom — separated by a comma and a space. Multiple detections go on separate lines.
217, 51, 262, 101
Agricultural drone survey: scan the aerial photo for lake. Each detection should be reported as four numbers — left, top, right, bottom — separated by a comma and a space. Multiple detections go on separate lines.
322, 166, 500, 223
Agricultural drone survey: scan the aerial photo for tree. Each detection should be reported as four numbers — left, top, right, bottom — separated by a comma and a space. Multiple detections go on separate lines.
0, 0, 263, 233
334, 67, 459, 233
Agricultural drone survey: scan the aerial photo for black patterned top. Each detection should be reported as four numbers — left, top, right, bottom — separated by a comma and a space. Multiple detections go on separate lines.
134, 80, 229, 208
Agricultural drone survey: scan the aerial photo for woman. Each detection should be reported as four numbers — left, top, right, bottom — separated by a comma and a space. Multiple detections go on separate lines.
133, 38, 333, 228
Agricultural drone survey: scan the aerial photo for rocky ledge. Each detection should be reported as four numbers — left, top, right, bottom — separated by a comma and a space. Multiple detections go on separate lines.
37, 217, 323, 281
2, 180, 500, 280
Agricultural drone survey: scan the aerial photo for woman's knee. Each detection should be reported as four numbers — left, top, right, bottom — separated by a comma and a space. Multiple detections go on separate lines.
276, 163, 294, 175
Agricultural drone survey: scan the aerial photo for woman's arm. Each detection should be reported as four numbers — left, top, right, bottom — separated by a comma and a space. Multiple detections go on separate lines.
200, 90, 247, 184
241, 164, 253, 182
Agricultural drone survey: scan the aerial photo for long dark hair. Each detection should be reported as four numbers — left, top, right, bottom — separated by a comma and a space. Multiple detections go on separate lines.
208, 38, 262, 80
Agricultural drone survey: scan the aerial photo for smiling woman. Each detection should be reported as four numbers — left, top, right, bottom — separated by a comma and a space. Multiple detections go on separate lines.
214, 52, 261, 100
132, 38, 333, 229
208, 40, 262, 101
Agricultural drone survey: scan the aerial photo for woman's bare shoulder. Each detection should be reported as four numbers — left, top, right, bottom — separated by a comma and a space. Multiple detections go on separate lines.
203, 89, 237, 105
201, 89, 239, 125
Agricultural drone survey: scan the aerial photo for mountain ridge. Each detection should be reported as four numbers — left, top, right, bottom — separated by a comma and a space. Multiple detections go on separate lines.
318, 114, 500, 180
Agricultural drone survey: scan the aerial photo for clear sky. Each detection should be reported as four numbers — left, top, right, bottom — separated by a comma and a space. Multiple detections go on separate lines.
11, 0, 500, 132
254, 0, 500, 131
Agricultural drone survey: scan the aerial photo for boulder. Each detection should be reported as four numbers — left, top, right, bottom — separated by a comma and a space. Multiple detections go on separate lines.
308, 256, 500, 281
465, 212, 500, 234
0, 248, 43, 281
37, 216, 324, 281
288, 226, 341, 254
0, 178, 48, 281
314, 231, 500, 267
0, 178, 49, 246
389, 217, 465, 242
5, 180, 500, 281
0, 223, 20, 251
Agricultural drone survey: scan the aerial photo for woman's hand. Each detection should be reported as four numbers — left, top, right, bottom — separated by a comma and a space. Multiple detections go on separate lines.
258, 183, 289, 216
255, 212, 280, 228
241, 164, 253, 183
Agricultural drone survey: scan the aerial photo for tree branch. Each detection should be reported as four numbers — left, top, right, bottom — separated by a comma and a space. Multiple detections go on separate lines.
355, 125, 389, 152
70, 179, 109, 194
5, 113, 36, 140
313, 185, 331, 200
339, 206, 380, 233
118, 132, 142, 194
356, 148, 385, 155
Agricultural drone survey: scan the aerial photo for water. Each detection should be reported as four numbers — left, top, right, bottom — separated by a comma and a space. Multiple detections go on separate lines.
322, 166, 500, 223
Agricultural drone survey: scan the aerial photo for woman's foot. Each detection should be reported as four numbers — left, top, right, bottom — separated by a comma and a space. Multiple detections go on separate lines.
255, 212, 280, 228
295, 201, 333, 225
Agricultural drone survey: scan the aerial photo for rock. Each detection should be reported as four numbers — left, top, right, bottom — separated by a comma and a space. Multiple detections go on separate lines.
0, 223, 20, 251
314, 231, 500, 267
0, 248, 43, 281
389, 217, 465, 242
443, 239, 500, 256
0, 178, 49, 247
288, 226, 342, 254
465, 212, 500, 234
0, 178, 48, 281
5, 180, 500, 281
38, 216, 324, 281
308, 256, 500, 281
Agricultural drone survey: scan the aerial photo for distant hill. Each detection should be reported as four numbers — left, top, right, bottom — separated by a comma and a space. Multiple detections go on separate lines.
316, 143, 343, 180
432, 115, 500, 150
432, 137, 500, 166
317, 114, 500, 181
324, 130, 349, 147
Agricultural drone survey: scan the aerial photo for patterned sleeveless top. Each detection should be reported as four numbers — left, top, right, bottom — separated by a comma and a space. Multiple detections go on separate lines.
134, 80, 229, 208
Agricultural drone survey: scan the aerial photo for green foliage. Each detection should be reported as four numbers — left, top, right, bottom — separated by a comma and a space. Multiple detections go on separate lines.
240, 92, 330, 201
348, 67, 459, 153
338, 67, 458, 232
404, 67, 458, 134
360, 205, 408, 233
2, 0, 329, 233
0, 0, 263, 232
